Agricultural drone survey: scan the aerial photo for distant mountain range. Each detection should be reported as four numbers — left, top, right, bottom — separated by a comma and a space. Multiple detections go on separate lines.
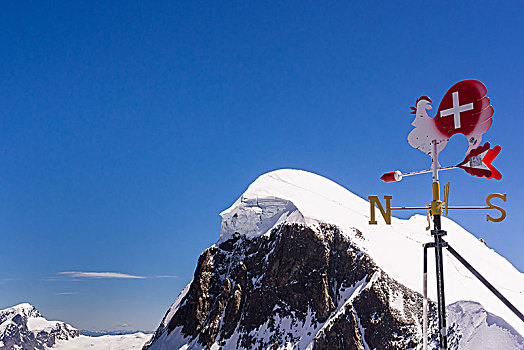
0, 303, 151, 349
81, 329, 154, 337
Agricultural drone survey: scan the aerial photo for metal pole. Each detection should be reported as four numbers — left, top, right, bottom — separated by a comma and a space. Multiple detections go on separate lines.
423, 245, 428, 350
430, 140, 448, 349
432, 217, 448, 349
423, 242, 435, 350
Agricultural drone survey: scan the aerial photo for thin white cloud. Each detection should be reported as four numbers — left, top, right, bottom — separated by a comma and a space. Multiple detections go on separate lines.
59, 271, 146, 279
153, 275, 178, 278
56, 292, 76, 295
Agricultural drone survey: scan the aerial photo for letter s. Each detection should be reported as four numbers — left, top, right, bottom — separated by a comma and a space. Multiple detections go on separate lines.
486, 193, 507, 223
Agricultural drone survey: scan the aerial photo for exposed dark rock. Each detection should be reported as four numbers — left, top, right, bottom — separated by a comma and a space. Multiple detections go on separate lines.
311, 305, 365, 350
145, 223, 438, 349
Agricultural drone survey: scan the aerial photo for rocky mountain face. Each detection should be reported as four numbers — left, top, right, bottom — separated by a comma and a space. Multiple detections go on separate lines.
0, 303, 80, 350
145, 223, 440, 349
144, 169, 524, 350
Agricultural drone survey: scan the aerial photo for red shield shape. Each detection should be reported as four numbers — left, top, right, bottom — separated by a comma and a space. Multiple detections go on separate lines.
434, 80, 494, 138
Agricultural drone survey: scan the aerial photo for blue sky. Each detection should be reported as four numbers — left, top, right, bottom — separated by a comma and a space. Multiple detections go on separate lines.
1, 1, 523, 331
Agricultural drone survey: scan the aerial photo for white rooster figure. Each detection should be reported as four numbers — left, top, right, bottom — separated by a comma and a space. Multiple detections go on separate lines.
407, 80, 494, 167
408, 96, 447, 167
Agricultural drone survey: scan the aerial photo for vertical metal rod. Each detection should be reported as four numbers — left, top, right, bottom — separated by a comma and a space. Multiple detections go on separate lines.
422, 242, 434, 350
431, 140, 448, 349
423, 246, 428, 350
431, 140, 439, 183
433, 215, 448, 349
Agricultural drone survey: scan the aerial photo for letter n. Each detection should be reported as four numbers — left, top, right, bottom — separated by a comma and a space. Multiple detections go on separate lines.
369, 195, 392, 225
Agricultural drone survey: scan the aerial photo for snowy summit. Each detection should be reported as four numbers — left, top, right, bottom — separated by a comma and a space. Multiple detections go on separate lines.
146, 169, 524, 349
0, 303, 80, 349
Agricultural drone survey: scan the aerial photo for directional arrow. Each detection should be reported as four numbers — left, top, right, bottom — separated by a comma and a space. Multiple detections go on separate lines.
457, 142, 502, 180
380, 143, 502, 182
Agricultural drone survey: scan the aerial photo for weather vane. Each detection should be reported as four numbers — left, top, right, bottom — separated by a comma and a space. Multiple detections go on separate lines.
367, 80, 522, 350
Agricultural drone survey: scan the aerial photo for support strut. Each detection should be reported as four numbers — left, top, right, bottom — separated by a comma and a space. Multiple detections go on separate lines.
446, 244, 524, 323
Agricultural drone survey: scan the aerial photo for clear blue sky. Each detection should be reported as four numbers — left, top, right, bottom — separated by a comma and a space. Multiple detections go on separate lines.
1, 1, 523, 331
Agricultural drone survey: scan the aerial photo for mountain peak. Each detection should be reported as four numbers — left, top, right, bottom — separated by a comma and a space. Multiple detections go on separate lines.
223, 169, 367, 217
146, 170, 524, 349
215, 169, 524, 340
0, 303, 80, 349
1, 303, 42, 323
8, 303, 41, 317
219, 169, 367, 242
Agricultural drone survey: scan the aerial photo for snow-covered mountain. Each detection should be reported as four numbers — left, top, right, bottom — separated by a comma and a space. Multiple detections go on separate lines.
0, 303, 152, 350
447, 301, 523, 349
0, 303, 80, 349
53, 332, 151, 349
145, 169, 524, 349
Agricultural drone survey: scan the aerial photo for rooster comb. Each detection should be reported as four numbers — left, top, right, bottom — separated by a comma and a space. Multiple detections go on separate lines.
416, 95, 432, 104
411, 96, 432, 114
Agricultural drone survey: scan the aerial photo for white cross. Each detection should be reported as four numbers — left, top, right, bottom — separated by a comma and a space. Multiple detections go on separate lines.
440, 91, 473, 129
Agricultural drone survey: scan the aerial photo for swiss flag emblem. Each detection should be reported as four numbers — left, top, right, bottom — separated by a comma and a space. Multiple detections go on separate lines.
434, 80, 493, 137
